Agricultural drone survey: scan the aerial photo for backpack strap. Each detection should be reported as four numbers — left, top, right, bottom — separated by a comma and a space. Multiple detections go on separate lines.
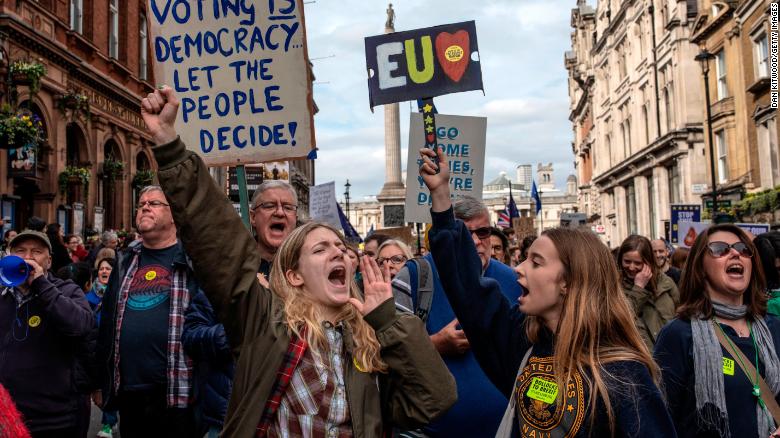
412, 258, 434, 323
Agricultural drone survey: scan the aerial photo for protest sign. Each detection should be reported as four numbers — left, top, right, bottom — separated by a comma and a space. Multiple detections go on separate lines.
735, 223, 771, 236
677, 221, 710, 248
364, 21, 483, 109
149, 0, 315, 166
404, 113, 487, 223
309, 182, 341, 229
228, 162, 288, 214
670, 204, 701, 244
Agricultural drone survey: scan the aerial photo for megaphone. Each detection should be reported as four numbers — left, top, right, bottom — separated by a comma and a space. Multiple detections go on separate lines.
0, 255, 29, 287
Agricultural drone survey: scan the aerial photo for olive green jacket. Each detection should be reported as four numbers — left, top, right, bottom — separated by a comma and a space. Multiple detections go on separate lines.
623, 273, 680, 350
151, 138, 456, 437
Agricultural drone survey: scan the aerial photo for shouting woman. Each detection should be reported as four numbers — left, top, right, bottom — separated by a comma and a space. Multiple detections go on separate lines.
139, 87, 456, 436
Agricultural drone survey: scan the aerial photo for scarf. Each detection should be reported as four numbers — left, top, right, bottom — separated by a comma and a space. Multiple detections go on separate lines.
691, 302, 780, 437
91, 279, 107, 298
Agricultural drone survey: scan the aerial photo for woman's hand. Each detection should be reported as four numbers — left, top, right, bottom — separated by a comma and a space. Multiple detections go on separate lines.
141, 85, 179, 145
350, 256, 393, 316
634, 263, 652, 289
419, 147, 452, 212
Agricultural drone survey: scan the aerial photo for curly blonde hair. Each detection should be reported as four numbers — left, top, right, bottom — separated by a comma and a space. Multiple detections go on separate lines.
269, 222, 387, 373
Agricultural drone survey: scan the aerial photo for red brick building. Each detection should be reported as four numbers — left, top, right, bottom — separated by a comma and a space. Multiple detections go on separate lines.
0, 0, 156, 235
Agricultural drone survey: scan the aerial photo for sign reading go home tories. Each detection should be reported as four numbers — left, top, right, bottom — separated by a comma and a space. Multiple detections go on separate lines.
148, 0, 315, 166
364, 21, 483, 109
404, 113, 486, 223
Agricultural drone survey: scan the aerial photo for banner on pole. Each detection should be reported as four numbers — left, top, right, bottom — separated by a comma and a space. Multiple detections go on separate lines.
309, 182, 342, 229
148, 0, 315, 166
404, 113, 486, 223
670, 204, 701, 244
364, 21, 483, 109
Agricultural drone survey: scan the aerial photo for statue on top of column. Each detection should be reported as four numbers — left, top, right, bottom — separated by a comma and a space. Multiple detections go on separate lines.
386, 3, 395, 29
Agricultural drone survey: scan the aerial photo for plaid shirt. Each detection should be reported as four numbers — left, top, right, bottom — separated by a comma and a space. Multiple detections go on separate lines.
267, 323, 353, 438
111, 250, 192, 407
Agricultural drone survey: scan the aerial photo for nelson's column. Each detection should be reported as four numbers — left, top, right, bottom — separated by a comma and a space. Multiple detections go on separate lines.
376, 3, 407, 227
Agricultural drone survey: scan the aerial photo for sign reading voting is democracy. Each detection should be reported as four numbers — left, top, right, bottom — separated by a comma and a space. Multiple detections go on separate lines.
149, 0, 315, 166
364, 21, 483, 109
404, 113, 486, 223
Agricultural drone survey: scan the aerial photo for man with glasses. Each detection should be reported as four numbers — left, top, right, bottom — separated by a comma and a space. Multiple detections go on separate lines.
391, 195, 523, 438
95, 185, 201, 436
249, 180, 299, 277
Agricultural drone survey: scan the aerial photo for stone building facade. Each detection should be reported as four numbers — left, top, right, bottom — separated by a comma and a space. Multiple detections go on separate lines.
691, 0, 780, 201
567, 0, 711, 247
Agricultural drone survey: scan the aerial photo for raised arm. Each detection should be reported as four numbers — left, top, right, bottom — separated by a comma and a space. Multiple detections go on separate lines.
419, 148, 528, 396
141, 86, 270, 348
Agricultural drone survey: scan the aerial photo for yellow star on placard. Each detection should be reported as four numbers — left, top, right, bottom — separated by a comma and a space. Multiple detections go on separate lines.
423, 103, 433, 113
426, 125, 434, 133
424, 115, 433, 124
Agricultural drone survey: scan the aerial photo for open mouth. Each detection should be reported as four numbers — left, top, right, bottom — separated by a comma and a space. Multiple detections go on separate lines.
726, 263, 744, 276
270, 223, 286, 233
328, 266, 347, 286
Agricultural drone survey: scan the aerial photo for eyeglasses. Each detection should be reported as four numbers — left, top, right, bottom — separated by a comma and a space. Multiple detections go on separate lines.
136, 200, 170, 209
376, 255, 408, 265
468, 227, 491, 240
706, 241, 753, 258
253, 202, 298, 214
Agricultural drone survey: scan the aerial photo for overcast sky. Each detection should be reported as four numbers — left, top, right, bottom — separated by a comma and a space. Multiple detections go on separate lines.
304, 0, 575, 200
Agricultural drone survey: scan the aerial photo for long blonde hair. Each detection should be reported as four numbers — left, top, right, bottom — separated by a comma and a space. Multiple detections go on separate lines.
526, 228, 660, 435
269, 222, 387, 373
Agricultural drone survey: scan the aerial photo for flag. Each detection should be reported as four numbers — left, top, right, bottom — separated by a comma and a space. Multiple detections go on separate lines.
366, 223, 374, 237
508, 186, 520, 219
497, 210, 510, 228
337, 204, 362, 243
531, 180, 542, 215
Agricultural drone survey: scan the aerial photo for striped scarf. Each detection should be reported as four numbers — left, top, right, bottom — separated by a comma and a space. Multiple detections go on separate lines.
111, 250, 192, 407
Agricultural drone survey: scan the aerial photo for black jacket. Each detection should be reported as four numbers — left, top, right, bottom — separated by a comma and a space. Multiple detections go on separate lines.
182, 290, 234, 430
96, 240, 199, 409
0, 272, 94, 432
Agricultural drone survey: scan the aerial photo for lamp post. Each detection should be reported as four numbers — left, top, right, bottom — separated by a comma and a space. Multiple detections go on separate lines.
344, 179, 351, 218
695, 48, 718, 218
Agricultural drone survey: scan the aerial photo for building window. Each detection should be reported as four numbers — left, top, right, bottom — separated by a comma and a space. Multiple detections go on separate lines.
139, 14, 148, 80
109, 0, 119, 59
627, 184, 637, 235
754, 32, 769, 79
668, 163, 680, 204
665, 83, 674, 131
716, 49, 728, 100
715, 129, 728, 183
757, 118, 779, 188
642, 103, 650, 145
70, 0, 83, 32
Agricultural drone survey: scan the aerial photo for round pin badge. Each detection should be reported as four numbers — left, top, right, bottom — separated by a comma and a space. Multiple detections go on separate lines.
145, 270, 157, 281
28, 315, 41, 328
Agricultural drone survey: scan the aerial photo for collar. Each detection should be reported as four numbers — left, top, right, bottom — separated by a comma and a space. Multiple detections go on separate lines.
2, 286, 34, 308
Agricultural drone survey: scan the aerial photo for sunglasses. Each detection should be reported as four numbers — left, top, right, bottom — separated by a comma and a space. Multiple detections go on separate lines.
706, 241, 753, 258
468, 226, 491, 240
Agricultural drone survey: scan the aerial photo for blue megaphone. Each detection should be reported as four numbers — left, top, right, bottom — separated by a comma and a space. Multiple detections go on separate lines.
0, 255, 29, 287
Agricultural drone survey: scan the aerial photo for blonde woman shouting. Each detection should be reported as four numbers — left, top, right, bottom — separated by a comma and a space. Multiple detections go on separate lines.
139, 87, 456, 437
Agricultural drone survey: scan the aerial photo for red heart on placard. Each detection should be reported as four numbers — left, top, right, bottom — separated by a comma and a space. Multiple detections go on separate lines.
435, 30, 470, 83
426, 133, 435, 144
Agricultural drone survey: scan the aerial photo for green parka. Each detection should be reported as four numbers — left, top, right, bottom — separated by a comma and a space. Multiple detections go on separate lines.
151, 138, 457, 437
623, 272, 680, 350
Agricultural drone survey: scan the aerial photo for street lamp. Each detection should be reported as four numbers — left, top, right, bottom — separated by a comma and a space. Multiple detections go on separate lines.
695, 48, 718, 218
344, 179, 351, 218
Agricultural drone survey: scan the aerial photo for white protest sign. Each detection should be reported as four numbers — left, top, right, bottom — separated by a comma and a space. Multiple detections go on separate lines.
149, 0, 315, 166
405, 113, 487, 223
677, 221, 710, 248
309, 181, 342, 229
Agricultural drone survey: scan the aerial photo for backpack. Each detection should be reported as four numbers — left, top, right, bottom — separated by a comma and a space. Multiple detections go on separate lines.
408, 258, 435, 323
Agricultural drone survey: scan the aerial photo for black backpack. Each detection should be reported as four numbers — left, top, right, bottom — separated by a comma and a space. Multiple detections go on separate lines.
409, 258, 435, 323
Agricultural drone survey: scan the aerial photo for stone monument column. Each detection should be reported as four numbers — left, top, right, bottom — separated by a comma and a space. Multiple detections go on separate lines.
378, 3, 406, 203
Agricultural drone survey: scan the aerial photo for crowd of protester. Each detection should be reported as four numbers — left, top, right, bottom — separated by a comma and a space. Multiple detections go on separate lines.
6, 86, 780, 438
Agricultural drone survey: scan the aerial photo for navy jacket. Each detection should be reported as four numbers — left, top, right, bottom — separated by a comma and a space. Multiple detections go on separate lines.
96, 240, 199, 409
655, 317, 780, 437
428, 207, 677, 437
0, 272, 94, 432
182, 289, 235, 429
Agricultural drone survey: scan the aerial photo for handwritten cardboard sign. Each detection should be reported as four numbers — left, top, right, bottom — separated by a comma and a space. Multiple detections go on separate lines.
309, 181, 342, 229
148, 0, 315, 166
364, 21, 483, 109
404, 113, 486, 223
